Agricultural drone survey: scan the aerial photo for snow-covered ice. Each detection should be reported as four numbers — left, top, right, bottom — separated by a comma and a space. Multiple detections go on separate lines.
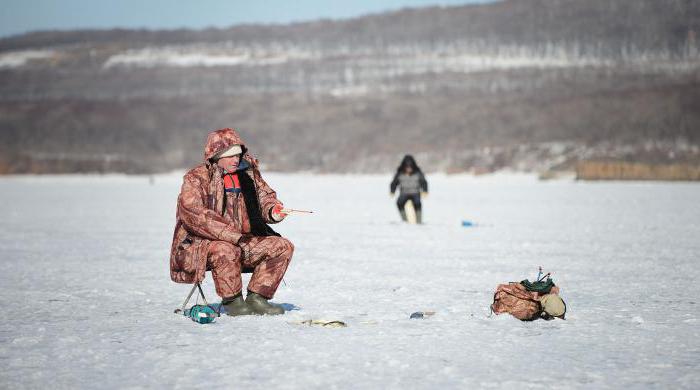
1, 173, 699, 389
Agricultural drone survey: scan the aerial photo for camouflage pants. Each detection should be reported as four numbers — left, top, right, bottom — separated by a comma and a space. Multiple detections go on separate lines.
206, 236, 294, 299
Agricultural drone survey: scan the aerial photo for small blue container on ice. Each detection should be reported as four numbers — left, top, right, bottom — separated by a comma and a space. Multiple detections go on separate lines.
461, 220, 475, 227
185, 305, 218, 324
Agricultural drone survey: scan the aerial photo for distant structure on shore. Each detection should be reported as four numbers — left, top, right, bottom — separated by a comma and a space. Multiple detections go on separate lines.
576, 161, 700, 181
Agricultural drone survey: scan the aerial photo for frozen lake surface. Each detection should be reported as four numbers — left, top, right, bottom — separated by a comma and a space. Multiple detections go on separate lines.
1, 173, 699, 389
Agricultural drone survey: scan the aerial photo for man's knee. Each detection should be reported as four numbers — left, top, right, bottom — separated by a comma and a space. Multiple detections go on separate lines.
272, 238, 294, 261
281, 238, 294, 256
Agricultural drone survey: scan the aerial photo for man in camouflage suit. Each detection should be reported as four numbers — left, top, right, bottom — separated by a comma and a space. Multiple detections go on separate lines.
169, 128, 294, 316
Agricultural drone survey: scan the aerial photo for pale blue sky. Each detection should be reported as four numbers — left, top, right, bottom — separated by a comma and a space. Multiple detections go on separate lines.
1, 0, 495, 38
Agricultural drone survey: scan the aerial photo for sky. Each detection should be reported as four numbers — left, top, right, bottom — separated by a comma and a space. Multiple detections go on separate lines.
0, 0, 495, 38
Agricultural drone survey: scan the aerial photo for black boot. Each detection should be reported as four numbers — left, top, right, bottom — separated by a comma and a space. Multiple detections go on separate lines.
416, 210, 422, 224
399, 209, 408, 222
245, 292, 285, 315
221, 293, 253, 316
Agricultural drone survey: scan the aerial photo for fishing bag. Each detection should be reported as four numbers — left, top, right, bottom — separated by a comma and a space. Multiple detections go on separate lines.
491, 273, 566, 320
491, 283, 542, 321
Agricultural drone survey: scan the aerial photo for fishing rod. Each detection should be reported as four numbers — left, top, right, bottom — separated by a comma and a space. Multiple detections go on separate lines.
281, 208, 314, 214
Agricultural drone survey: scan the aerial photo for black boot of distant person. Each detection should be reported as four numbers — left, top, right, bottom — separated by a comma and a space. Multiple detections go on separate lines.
399, 209, 408, 222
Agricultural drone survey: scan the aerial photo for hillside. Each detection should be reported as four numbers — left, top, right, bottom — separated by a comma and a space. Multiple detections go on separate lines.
1, 0, 699, 174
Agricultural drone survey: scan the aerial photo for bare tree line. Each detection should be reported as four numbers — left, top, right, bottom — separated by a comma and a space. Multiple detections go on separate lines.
0, 0, 698, 174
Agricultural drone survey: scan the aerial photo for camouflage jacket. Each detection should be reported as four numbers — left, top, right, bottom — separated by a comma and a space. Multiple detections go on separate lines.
169, 128, 281, 284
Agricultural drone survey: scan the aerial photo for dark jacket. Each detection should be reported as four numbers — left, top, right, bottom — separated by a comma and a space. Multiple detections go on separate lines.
390, 155, 428, 194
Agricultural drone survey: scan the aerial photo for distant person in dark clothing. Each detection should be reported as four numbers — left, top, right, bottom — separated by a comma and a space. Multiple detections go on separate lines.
390, 155, 428, 224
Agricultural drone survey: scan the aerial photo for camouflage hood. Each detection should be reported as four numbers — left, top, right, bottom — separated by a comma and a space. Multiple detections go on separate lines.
203, 128, 255, 223
203, 128, 247, 162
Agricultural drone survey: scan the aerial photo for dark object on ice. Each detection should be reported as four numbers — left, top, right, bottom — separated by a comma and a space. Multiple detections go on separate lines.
410, 311, 435, 319
461, 220, 475, 227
